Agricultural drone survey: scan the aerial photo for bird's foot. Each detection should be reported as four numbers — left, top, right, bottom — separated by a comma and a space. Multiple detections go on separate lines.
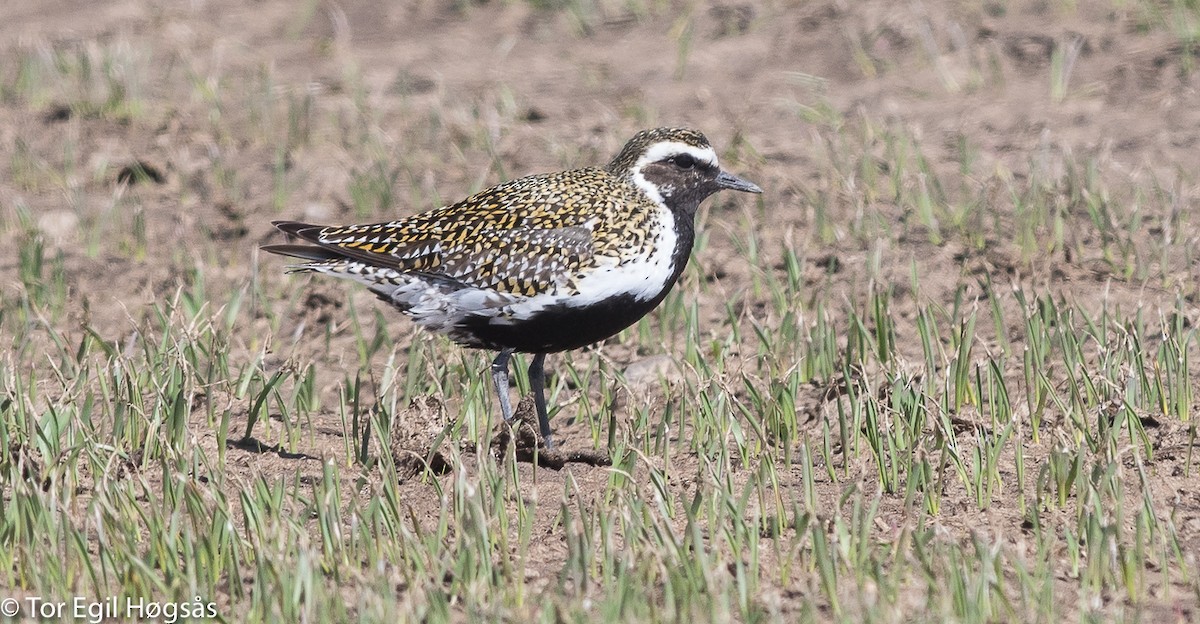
490, 396, 610, 469
494, 395, 549, 452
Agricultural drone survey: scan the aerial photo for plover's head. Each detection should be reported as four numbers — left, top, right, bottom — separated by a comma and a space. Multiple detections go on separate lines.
607, 127, 762, 215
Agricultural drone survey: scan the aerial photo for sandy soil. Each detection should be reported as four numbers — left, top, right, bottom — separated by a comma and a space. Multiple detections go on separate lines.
3, 0, 1200, 619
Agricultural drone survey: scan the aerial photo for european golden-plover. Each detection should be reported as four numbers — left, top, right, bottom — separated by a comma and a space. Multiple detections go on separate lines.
264, 127, 761, 448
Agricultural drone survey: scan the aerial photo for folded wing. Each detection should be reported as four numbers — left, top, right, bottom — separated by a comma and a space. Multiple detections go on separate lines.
263, 219, 595, 297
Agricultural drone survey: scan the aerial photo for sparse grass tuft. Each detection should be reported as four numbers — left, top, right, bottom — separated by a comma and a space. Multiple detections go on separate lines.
1, 1, 1199, 622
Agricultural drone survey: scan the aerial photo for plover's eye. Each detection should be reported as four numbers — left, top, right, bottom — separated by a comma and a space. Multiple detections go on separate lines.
670, 153, 697, 169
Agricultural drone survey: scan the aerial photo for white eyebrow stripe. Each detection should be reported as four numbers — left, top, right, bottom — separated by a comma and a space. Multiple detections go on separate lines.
634, 141, 719, 169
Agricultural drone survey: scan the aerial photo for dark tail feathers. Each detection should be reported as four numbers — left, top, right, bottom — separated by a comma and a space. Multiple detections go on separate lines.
261, 220, 334, 262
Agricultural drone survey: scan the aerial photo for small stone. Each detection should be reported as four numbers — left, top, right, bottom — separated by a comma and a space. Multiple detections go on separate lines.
303, 202, 334, 222
622, 354, 681, 387
36, 210, 78, 241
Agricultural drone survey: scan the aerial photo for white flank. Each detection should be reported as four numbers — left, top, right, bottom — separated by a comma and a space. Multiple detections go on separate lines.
495, 206, 678, 324
305, 202, 679, 339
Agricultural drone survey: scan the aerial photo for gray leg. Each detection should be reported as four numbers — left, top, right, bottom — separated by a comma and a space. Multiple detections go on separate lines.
491, 349, 515, 422
528, 353, 555, 449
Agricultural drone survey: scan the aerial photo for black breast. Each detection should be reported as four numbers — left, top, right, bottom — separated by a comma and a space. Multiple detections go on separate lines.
458, 293, 663, 352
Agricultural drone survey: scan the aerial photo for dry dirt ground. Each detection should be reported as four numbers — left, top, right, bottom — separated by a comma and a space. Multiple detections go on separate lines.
3, 0, 1200, 621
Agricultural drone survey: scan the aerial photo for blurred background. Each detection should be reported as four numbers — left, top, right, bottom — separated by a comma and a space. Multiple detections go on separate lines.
2, 1, 1199, 621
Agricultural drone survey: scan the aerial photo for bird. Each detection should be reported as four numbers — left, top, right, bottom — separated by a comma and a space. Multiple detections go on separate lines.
263, 127, 761, 449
